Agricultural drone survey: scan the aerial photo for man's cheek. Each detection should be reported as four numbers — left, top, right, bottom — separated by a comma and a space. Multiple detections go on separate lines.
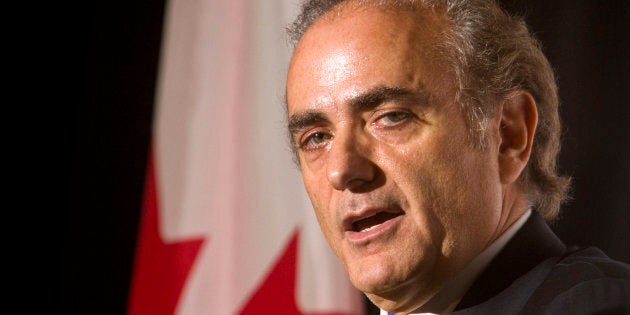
313, 205, 335, 236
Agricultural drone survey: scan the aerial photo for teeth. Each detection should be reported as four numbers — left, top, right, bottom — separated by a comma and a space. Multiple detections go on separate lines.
360, 223, 381, 232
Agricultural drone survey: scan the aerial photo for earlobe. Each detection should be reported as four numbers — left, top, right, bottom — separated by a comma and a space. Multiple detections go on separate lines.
497, 91, 538, 184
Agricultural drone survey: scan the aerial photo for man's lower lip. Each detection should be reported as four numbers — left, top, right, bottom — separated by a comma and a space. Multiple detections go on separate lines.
345, 215, 402, 243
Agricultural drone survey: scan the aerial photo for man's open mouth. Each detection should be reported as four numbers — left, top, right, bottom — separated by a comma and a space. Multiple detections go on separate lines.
351, 212, 402, 232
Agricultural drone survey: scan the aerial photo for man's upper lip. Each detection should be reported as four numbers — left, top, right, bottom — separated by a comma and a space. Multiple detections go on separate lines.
341, 206, 404, 231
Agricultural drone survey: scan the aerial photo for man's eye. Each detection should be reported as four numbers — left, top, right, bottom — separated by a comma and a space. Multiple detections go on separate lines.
378, 112, 410, 126
301, 132, 331, 149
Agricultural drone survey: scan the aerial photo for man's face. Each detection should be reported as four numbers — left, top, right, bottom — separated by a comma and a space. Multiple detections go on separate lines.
287, 6, 505, 312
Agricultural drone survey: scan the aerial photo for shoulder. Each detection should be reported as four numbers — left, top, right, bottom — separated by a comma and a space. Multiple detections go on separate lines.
551, 247, 630, 279
525, 246, 630, 314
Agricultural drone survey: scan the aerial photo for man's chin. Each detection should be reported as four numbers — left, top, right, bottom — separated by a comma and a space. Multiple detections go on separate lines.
363, 288, 419, 314
346, 257, 435, 313
363, 283, 431, 315
347, 262, 403, 296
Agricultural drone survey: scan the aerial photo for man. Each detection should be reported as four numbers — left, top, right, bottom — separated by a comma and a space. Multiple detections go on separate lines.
284, 0, 630, 314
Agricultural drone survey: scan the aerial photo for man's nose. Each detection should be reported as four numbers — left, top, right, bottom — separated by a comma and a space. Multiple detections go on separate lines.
326, 132, 375, 191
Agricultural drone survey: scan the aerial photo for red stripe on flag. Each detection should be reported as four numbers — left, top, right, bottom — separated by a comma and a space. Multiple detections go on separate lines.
127, 150, 205, 315
239, 231, 362, 315
239, 231, 300, 315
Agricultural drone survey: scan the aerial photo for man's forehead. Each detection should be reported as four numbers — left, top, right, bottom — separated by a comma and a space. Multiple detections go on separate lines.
289, 3, 449, 75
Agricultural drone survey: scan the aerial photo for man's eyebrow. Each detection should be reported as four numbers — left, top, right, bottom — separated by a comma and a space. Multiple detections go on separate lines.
287, 86, 429, 134
288, 111, 328, 134
348, 85, 429, 112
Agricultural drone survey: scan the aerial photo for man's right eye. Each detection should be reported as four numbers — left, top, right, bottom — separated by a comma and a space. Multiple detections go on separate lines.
301, 132, 331, 150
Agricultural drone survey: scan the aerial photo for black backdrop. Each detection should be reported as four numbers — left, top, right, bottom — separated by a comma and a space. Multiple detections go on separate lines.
71, 1, 629, 314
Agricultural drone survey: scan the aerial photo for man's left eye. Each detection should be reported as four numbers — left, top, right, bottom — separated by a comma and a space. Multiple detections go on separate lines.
377, 112, 410, 126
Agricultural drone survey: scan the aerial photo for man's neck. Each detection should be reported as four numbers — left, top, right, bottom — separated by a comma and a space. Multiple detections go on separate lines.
381, 209, 532, 315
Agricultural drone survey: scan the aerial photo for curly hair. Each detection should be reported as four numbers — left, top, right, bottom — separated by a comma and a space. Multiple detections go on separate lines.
286, 0, 571, 221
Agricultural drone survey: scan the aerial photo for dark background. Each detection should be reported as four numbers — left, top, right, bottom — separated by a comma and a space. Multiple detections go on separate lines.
71, 1, 629, 314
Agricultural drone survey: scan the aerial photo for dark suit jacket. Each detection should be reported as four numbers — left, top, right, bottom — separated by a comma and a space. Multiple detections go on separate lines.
453, 212, 630, 314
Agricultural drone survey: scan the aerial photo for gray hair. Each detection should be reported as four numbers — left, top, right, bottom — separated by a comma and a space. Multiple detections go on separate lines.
287, 0, 571, 221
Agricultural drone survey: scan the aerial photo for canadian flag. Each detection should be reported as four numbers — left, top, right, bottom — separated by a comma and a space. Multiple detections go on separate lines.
126, 0, 364, 314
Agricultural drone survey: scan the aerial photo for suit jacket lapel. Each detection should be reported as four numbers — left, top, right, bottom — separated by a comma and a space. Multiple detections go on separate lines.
454, 212, 566, 310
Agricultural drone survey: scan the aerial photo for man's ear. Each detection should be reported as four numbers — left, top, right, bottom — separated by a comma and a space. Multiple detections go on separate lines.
497, 90, 538, 185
